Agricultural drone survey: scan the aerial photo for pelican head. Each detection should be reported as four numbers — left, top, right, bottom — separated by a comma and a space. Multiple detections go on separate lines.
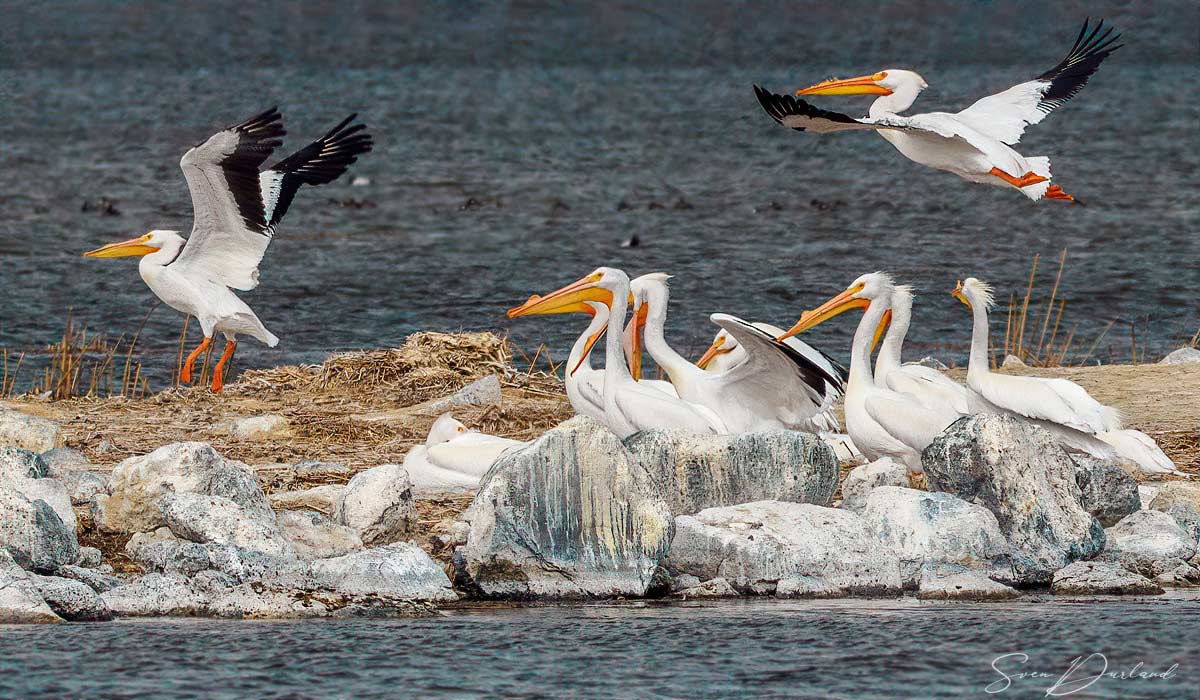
83, 229, 181, 258
796, 69, 927, 97
697, 330, 738, 370
506, 268, 620, 318
777, 272, 895, 341
951, 278, 995, 311
426, 413, 470, 446
625, 273, 672, 380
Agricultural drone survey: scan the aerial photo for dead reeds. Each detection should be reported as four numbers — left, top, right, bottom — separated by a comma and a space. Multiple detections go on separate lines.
1, 312, 150, 400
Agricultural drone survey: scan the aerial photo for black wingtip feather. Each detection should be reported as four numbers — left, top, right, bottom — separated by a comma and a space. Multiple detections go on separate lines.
753, 84, 858, 131
1036, 18, 1122, 113
264, 114, 374, 227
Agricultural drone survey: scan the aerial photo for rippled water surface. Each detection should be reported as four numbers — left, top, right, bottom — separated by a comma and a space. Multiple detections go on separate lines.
1, 1, 1196, 388
2, 596, 1199, 699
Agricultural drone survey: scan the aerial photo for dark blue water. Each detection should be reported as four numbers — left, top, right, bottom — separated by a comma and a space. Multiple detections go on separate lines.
1, 1, 1197, 390
2, 596, 1198, 699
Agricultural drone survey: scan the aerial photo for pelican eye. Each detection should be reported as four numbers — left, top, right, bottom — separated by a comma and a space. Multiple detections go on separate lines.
873, 71, 887, 81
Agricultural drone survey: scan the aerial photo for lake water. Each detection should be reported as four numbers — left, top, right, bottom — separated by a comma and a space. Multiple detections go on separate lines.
0, 1, 1196, 390
2, 595, 1198, 699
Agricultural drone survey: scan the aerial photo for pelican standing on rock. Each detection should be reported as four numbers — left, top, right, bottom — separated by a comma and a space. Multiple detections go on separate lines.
779, 273, 960, 477
83, 108, 373, 391
754, 19, 1121, 202
626, 273, 845, 433
510, 268, 725, 438
953, 278, 1184, 476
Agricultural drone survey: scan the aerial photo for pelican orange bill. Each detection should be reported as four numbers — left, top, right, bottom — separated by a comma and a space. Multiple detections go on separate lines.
696, 335, 732, 369
796, 72, 892, 96
951, 280, 970, 308
571, 322, 607, 376
83, 233, 157, 258
777, 282, 870, 341
505, 274, 613, 318
622, 302, 649, 380
873, 308, 892, 352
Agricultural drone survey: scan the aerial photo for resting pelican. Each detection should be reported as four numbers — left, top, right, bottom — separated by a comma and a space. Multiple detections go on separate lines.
83, 108, 373, 391
696, 330, 741, 374
514, 268, 725, 438
953, 278, 1184, 476
754, 19, 1121, 201
874, 285, 972, 414
626, 273, 845, 433
779, 273, 960, 476
404, 413, 524, 492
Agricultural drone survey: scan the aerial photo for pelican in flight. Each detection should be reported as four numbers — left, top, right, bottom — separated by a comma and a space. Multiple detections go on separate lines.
779, 273, 960, 476
626, 273, 845, 434
953, 278, 1184, 476
83, 108, 373, 391
874, 285, 972, 414
510, 268, 725, 438
754, 19, 1121, 202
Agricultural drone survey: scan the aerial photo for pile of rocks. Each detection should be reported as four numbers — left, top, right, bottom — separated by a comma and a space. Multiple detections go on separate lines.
3, 406, 1197, 623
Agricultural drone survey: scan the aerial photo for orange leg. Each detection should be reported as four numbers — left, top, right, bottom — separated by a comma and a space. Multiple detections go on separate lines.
181, 337, 212, 384
989, 167, 1048, 188
1045, 184, 1075, 202
211, 340, 236, 393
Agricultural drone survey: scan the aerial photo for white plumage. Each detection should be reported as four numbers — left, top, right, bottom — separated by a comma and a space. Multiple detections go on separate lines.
403, 414, 524, 492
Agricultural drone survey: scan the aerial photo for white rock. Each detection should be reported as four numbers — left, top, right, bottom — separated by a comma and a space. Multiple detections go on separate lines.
917, 565, 1019, 601
10, 476, 76, 532
269, 485, 346, 513
0, 447, 47, 479
100, 574, 209, 617
30, 574, 112, 621
0, 480, 80, 572
1102, 510, 1197, 577
673, 577, 738, 598
454, 416, 673, 599
861, 486, 1014, 586
334, 463, 416, 545
160, 492, 292, 557
1052, 560, 1163, 595
419, 376, 503, 414
1160, 346, 1200, 365
0, 549, 62, 623
307, 544, 457, 602
1139, 485, 1161, 511
0, 409, 64, 452
840, 457, 908, 513
207, 584, 329, 619
775, 576, 844, 598
1001, 354, 1026, 368
277, 510, 363, 560
227, 414, 291, 441
55, 565, 122, 593
94, 442, 272, 533
665, 500, 902, 596
1149, 482, 1200, 512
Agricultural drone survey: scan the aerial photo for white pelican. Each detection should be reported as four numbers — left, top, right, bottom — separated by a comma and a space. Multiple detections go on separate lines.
697, 330, 740, 374
755, 19, 1121, 202
512, 268, 725, 438
626, 273, 845, 434
874, 285, 972, 414
404, 413, 524, 492
83, 108, 373, 391
952, 278, 1185, 476
779, 273, 960, 476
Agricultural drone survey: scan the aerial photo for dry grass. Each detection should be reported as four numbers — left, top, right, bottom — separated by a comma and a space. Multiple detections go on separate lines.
1, 312, 151, 400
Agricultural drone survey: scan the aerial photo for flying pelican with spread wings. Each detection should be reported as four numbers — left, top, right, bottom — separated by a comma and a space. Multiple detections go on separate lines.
754, 19, 1121, 202
83, 108, 373, 391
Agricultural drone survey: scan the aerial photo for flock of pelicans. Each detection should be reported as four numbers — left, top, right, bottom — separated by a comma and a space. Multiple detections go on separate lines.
506, 268, 1182, 479
75, 19, 1181, 479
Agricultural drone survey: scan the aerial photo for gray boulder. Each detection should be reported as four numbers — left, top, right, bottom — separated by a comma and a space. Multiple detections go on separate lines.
0, 483, 80, 572
419, 375, 503, 414
277, 510, 363, 560
1051, 560, 1163, 595
0, 409, 64, 452
206, 584, 329, 619
54, 564, 123, 593
223, 414, 291, 441
624, 429, 838, 515
775, 576, 845, 598
42, 449, 108, 506
308, 544, 457, 602
40, 447, 90, 472
1072, 456, 1140, 527
917, 565, 1020, 601
665, 500, 902, 596
840, 457, 908, 513
333, 463, 416, 545
293, 460, 351, 478
9, 476, 76, 532
922, 414, 1104, 583
1160, 346, 1200, 364
861, 486, 1014, 586
0, 549, 61, 623
94, 442, 272, 533
100, 573, 209, 617
76, 546, 102, 569
454, 416, 673, 599
1101, 510, 1197, 578
672, 576, 738, 598
160, 492, 292, 557
126, 527, 303, 586
269, 484, 345, 514
1149, 482, 1200, 512
30, 574, 112, 621
0, 447, 48, 479
1162, 503, 1200, 544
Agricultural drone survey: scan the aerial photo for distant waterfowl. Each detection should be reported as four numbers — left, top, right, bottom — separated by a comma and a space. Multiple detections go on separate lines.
779, 273, 960, 476
626, 273, 845, 434
953, 278, 1185, 476
403, 414, 524, 492
83, 108, 373, 391
510, 267, 725, 438
754, 19, 1121, 202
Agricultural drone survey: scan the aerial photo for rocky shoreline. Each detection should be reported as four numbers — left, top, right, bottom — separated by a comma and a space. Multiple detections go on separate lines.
3, 397, 1198, 623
